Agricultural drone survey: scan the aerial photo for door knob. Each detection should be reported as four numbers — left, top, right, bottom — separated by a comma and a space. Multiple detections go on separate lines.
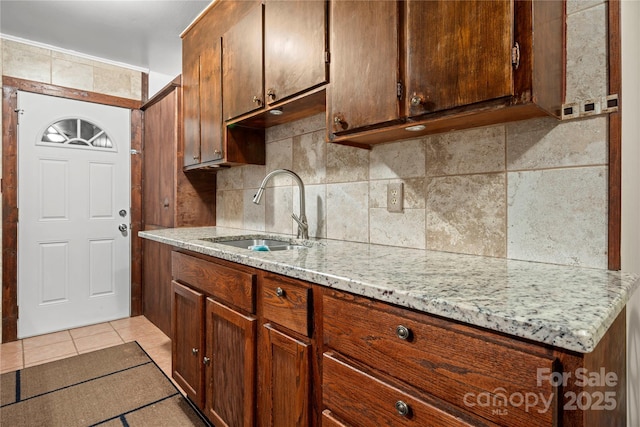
119, 209, 127, 217
118, 224, 128, 232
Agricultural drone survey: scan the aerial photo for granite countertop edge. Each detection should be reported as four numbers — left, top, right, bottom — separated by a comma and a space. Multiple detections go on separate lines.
139, 226, 640, 354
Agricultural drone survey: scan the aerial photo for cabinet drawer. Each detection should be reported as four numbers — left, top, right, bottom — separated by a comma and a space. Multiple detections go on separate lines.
261, 274, 311, 337
323, 353, 495, 427
321, 410, 348, 427
323, 291, 557, 427
172, 251, 256, 313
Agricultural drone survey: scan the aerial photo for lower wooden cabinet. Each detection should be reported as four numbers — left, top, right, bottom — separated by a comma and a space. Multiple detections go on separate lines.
171, 281, 205, 405
169, 249, 626, 427
260, 324, 311, 427
323, 352, 496, 427
172, 252, 258, 426
205, 298, 257, 426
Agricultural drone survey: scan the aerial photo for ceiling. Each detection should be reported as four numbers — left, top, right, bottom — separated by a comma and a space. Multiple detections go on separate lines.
0, 0, 211, 77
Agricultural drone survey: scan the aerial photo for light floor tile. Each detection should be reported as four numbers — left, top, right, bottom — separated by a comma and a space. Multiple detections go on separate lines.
74, 330, 124, 354
1, 350, 24, 373
23, 330, 72, 350
2, 316, 171, 376
70, 322, 116, 339
24, 340, 77, 366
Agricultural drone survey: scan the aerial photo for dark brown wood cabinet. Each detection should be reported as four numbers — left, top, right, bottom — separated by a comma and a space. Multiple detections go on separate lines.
181, 0, 265, 169
205, 298, 257, 427
264, 0, 328, 105
405, 0, 514, 117
223, 4, 264, 121
183, 37, 224, 167
321, 289, 627, 427
172, 251, 258, 424
260, 324, 311, 427
328, 0, 564, 146
171, 280, 205, 405
328, 0, 401, 135
165, 247, 626, 427
258, 274, 313, 426
141, 79, 216, 336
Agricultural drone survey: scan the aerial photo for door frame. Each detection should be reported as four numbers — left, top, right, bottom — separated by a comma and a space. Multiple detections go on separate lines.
2, 77, 144, 342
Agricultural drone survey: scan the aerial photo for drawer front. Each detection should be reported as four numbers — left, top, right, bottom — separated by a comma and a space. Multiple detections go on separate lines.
261, 274, 311, 337
321, 410, 349, 427
323, 353, 490, 427
172, 251, 256, 313
323, 292, 557, 427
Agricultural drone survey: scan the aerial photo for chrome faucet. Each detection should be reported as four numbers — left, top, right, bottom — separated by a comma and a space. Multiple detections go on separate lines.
253, 169, 309, 240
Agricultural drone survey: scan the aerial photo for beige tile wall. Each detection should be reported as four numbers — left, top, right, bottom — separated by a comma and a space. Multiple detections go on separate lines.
1, 39, 143, 100
217, 0, 610, 269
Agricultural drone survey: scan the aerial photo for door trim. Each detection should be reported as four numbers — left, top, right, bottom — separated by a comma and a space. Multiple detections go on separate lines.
2, 77, 144, 342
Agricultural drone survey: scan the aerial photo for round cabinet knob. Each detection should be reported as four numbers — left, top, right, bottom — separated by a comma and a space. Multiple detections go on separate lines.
193, 155, 200, 160
267, 88, 277, 101
203, 356, 211, 365
276, 287, 285, 298
252, 95, 262, 106
410, 95, 423, 107
192, 348, 199, 355
214, 149, 222, 156
333, 114, 348, 131
395, 400, 411, 417
396, 325, 411, 340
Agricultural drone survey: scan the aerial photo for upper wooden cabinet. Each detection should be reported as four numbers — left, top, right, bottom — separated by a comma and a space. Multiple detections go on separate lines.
328, 0, 564, 146
328, 0, 401, 134
405, 0, 514, 116
182, 0, 265, 170
223, 1, 328, 122
223, 4, 264, 121
183, 37, 224, 167
264, 0, 328, 105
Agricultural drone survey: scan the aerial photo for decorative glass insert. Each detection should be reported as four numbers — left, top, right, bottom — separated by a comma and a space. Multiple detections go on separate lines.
41, 119, 113, 149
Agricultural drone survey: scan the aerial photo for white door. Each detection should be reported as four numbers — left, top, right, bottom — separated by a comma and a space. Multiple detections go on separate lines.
17, 91, 131, 338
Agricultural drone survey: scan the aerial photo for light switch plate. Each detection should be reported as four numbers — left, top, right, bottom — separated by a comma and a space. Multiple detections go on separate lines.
387, 182, 404, 213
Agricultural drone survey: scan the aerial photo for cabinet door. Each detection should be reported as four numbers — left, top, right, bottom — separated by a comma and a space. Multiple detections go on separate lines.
264, 0, 327, 104
261, 324, 310, 427
200, 37, 224, 163
405, 0, 514, 116
205, 298, 257, 427
223, 5, 264, 121
183, 44, 201, 167
143, 238, 172, 336
329, 0, 400, 135
143, 86, 177, 227
171, 281, 205, 408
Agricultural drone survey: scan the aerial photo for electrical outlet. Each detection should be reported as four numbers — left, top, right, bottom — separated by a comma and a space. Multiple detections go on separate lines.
387, 182, 404, 213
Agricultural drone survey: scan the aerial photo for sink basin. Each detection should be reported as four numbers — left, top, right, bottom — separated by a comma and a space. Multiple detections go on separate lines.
200, 237, 308, 251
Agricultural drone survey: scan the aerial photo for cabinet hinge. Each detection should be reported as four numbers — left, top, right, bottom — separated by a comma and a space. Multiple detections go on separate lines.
511, 42, 520, 69
397, 82, 403, 100
324, 50, 330, 64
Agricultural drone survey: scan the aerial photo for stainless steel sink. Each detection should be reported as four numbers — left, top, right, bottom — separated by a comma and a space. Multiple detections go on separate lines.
200, 237, 308, 251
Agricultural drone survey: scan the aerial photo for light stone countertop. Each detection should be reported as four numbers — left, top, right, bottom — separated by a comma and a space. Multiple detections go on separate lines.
139, 226, 640, 353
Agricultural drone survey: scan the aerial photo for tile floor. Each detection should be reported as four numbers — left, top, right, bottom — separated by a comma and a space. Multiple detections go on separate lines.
0, 316, 172, 381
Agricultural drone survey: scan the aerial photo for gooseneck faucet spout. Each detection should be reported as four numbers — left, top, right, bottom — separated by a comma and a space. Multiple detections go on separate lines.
253, 169, 308, 240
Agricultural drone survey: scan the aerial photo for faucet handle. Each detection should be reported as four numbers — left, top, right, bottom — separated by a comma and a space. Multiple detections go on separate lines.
292, 213, 309, 239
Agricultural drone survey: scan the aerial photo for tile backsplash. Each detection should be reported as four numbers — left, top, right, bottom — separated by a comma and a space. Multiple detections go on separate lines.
217, 113, 608, 268
217, 0, 610, 269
